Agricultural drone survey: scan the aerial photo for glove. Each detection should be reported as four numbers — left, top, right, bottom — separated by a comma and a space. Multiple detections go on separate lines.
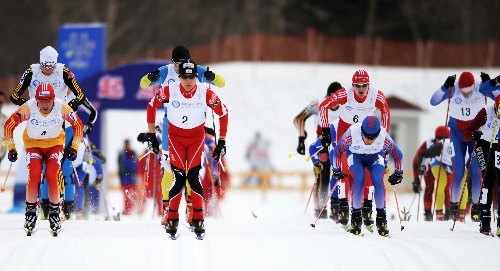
313, 161, 323, 175
331, 170, 347, 180
204, 68, 215, 82
320, 128, 331, 149
388, 172, 403, 185
417, 164, 426, 175
297, 136, 306, 155
93, 176, 103, 188
83, 123, 93, 135
68, 99, 79, 111
471, 130, 483, 141
147, 69, 160, 82
146, 133, 159, 154
444, 75, 456, 88
137, 132, 148, 143
213, 139, 226, 162
65, 148, 77, 161
480, 72, 490, 84
412, 178, 420, 194
17, 98, 27, 105
8, 149, 18, 162
491, 75, 500, 86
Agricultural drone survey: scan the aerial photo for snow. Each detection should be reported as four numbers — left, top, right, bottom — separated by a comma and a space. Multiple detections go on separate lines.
0, 189, 498, 271
1, 62, 500, 270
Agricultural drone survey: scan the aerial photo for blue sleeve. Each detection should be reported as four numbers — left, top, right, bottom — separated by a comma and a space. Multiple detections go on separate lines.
308, 138, 322, 164
430, 86, 453, 106
479, 81, 500, 95
156, 65, 169, 86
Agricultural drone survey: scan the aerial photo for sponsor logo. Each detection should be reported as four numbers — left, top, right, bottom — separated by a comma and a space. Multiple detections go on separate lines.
97, 75, 125, 100
345, 106, 353, 111
454, 97, 462, 104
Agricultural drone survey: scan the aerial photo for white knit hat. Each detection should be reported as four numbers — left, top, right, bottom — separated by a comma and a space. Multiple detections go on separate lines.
40, 46, 58, 68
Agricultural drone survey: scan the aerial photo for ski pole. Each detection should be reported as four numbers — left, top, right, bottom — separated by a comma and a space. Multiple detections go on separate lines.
208, 164, 224, 220
310, 177, 341, 228
305, 147, 323, 162
0, 162, 13, 193
304, 182, 317, 215
417, 175, 422, 222
392, 185, 405, 231
73, 165, 82, 186
432, 86, 453, 216
451, 141, 477, 231
408, 192, 417, 214
152, 153, 157, 219
82, 136, 94, 164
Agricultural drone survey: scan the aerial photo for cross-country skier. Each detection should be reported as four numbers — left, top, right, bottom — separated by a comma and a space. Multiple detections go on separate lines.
319, 70, 391, 229
4, 83, 83, 235
430, 72, 496, 222
330, 116, 403, 236
294, 82, 342, 219
10, 46, 97, 220
139, 45, 225, 227
414, 125, 454, 221
463, 92, 500, 236
144, 61, 228, 238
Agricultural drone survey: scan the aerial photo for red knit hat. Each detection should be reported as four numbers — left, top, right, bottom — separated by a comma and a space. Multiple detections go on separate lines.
352, 70, 370, 84
35, 83, 55, 100
458, 72, 474, 89
435, 125, 450, 138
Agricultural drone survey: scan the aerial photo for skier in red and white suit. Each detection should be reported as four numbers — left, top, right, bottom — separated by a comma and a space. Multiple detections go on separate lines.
318, 70, 391, 228
145, 60, 228, 236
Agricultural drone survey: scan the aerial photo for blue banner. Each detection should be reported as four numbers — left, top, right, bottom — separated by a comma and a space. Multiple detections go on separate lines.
79, 61, 167, 149
56, 23, 106, 82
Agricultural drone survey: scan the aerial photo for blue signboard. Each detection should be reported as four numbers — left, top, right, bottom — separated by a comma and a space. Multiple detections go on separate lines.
56, 23, 106, 82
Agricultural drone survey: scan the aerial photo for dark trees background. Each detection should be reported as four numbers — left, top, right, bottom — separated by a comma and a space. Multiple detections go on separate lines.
1, 0, 499, 78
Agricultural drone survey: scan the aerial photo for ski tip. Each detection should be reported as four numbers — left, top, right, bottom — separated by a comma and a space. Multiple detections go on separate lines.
196, 234, 203, 240
401, 226, 405, 231
170, 234, 177, 240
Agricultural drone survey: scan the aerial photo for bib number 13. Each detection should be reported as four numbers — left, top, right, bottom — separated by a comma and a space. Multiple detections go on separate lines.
461, 108, 470, 116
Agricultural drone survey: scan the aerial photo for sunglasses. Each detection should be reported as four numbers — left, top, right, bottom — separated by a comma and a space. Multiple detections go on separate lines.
173, 59, 189, 66
354, 83, 368, 88
179, 74, 197, 80
40, 62, 56, 70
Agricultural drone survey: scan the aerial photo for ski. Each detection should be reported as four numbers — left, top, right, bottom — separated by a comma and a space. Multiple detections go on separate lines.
364, 225, 374, 233
480, 232, 495, 237
169, 234, 179, 240
50, 228, 61, 237
195, 233, 204, 240
341, 224, 350, 232
24, 227, 36, 236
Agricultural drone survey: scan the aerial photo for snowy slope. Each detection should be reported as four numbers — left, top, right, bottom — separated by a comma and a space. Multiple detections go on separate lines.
0, 190, 498, 271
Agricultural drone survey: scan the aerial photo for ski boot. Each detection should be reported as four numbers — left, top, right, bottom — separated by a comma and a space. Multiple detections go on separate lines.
444, 209, 451, 221
471, 203, 480, 222
338, 198, 350, 231
435, 210, 444, 221
450, 202, 459, 221
161, 201, 169, 228
62, 200, 74, 220
40, 199, 49, 220
329, 198, 340, 223
479, 205, 491, 235
24, 202, 38, 235
165, 219, 179, 239
192, 219, 205, 240
315, 208, 327, 219
349, 209, 362, 235
424, 209, 433, 221
49, 202, 61, 236
376, 208, 390, 237
362, 199, 374, 232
